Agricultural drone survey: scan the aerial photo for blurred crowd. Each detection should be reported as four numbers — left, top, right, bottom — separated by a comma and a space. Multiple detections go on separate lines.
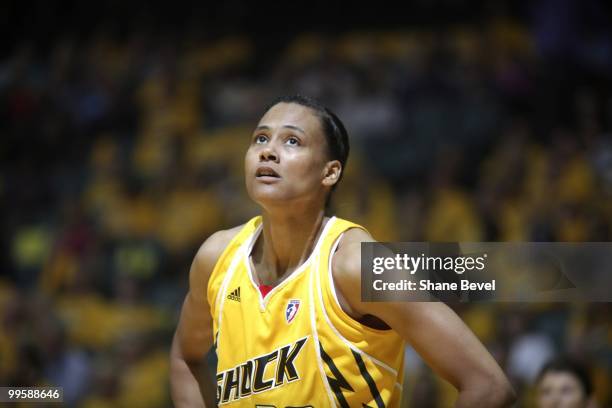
1, 1, 611, 407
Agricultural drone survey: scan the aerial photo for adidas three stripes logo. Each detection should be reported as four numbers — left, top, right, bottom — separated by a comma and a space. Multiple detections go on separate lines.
227, 287, 241, 302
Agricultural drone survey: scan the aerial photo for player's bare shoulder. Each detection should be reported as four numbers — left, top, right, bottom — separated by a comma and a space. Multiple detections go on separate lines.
193, 225, 243, 272
331, 227, 375, 316
189, 224, 244, 300
332, 227, 375, 280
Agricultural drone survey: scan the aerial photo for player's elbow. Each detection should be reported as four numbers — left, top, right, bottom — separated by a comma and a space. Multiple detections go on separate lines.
471, 376, 516, 407
458, 373, 516, 408
487, 379, 516, 408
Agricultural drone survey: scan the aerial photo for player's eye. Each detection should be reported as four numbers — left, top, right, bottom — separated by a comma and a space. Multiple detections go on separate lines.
254, 135, 268, 144
286, 137, 299, 146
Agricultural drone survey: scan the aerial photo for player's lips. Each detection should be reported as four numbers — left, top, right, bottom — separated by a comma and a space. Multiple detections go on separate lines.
255, 166, 281, 181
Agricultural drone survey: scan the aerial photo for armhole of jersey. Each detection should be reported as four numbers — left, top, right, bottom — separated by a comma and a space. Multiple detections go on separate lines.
206, 219, 258, 318
326, 227, 394, 336
317, 223, 402, 380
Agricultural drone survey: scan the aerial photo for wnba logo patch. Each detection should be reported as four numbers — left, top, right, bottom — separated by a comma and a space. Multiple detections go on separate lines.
285, 299, 300, 323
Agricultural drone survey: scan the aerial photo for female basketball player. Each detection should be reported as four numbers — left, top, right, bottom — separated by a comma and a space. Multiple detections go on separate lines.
170, 96, 516, 407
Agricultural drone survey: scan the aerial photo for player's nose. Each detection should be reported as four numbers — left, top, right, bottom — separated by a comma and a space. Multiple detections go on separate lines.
260, 145, 279, 163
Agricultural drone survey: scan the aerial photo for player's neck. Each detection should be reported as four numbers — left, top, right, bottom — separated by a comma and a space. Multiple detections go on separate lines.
253, 207, 327, 283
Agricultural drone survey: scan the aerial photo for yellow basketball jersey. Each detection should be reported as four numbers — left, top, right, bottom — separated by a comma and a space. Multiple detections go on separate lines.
207, 216, 405, 407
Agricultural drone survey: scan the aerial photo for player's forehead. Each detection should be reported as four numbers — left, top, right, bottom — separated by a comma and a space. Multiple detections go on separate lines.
256, 102, 324, 139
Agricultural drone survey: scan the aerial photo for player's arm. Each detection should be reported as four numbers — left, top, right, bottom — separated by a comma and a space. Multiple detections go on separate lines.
170, 228, 239, 408
332, 230, 516, 408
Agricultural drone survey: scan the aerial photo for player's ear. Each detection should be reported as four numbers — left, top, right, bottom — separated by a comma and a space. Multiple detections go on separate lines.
322, 160, 342, 187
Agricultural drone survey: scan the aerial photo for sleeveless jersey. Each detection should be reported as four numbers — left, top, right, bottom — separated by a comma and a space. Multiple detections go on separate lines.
208, 216, 405, 407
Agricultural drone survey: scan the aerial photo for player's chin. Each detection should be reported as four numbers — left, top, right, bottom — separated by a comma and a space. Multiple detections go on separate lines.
248, 183, 290, 203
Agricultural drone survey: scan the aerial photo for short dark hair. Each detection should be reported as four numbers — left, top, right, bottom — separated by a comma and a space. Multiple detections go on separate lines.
537, 357, 593, 396
264, 95, 350, 207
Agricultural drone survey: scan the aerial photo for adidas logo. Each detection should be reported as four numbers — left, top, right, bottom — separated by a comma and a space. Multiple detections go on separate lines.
227, 287, 241, 302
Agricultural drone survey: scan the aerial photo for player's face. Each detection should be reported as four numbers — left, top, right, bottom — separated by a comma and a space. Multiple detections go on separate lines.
245, 102, 334, 207
536, 372, 589, 408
